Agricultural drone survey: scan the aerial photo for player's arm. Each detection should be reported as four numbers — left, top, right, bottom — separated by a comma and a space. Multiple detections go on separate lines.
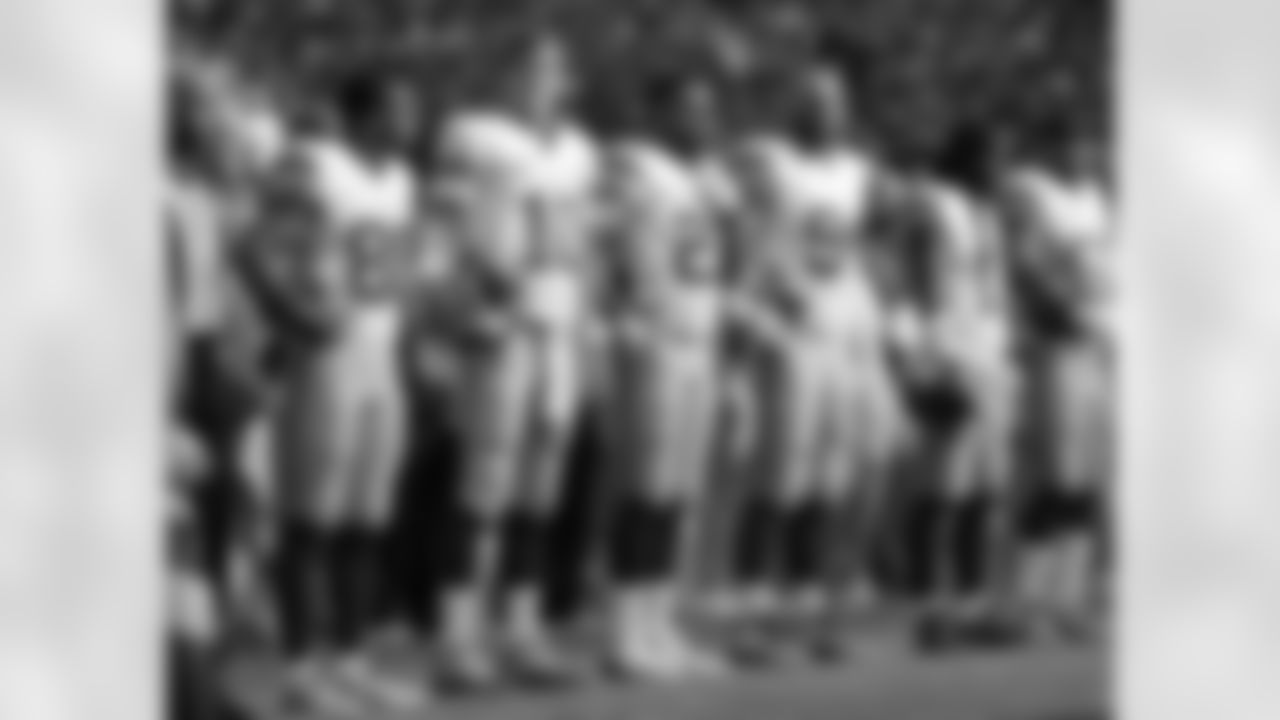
722, 279, 789, 351
576, 199, 619, 352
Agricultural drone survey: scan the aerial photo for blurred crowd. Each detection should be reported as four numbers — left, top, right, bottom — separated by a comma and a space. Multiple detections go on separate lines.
167, 2, 1113, 718
172, 0, 1110, 167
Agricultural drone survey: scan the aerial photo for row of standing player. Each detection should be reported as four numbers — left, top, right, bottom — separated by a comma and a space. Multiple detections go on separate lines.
166, 35, 1113, 715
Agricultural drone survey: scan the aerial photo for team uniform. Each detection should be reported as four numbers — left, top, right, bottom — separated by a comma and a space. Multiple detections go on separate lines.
599, 139, 729, 678
263, 137, 425, 712
432, 110, 601, 686
913, 181, 1020, 628
1008, 168, 1113, 631
167, 151, 293, 716
730, 138, 892, 644
168, 172, 280, 627
791, 147, 909, 622
715, 135, 807, 632
677, 152, 754, 614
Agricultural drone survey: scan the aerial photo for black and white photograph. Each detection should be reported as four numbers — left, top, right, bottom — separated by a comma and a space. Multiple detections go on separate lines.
164, 1, 1114, 718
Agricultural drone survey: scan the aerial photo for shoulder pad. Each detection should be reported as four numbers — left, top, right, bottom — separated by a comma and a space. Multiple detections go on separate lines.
437, 111, 539, 182
531, 124, 601, 197
610, 141, 696, 211
733, 135, 806, 209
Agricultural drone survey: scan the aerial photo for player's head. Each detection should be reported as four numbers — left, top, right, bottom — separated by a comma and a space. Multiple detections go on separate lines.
646, 69, 723, 154
339, 72, 419, 158
934, 122, 1003, 196
510, 32, 576, 128
257, 144, 324, 243
791, 61, 853, 148
169, 68, 213, 174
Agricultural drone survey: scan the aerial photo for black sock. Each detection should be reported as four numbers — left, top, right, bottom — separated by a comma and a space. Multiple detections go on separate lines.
937, 498, 970, 599
441, 507, 500, 588
955, 496, 986, 594
276, 519, 311, 655
282, 520, 339, 654
818, 499, 852, 587
648, 501, 683, 580
499, 511, 547, 589
736, 497, 780, 586
920, 495, 954, 598
356, 528, 389, 637
324, 527, 357, 648
439, 508, 473, 585
611, 497, 648, 583
781, 500, 823, 587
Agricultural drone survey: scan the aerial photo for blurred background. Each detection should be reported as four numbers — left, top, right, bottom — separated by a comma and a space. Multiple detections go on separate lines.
171, 0, 1111, 166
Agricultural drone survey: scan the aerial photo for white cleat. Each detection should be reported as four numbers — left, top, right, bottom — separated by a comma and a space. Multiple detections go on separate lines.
336, 654, 433, 715
670, 633, 731, 680
283, 658, 368, 717
608, 622, 685, 683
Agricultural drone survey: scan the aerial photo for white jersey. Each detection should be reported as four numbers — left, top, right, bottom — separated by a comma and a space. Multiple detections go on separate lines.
523, 122, 600, 331
308, 138, 416, 228
1013, 169, 1114, 340
728, 134, 809, 297
609, 140, 725, 342
437, 110, 601, 334
791, 147, 876, 231
790, 146, 881, 350
304, 137, 418, 346
925, 182, 1012, 376
732, 134, 808, 221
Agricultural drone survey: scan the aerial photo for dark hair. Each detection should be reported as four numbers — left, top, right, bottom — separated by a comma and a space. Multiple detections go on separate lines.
787, 61, 857, 148
338, 68, 417, 137
637, 67, 710, 143
1029, 112, 1082, 173
168, 74, 210, 169
934, 122, 998, 194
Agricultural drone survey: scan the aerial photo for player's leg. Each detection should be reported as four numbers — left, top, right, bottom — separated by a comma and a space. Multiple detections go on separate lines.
498, 342, 586, 683
805, 362, 864, 658
689, 360, 757, 622
728, 356, 801, 637
271, 355, 368, 714
1054, 342, 1109, 637
954, 370, 1020, 645
913, 377, 976, 646
658, 349, 731, 676
224, 414, 279, 649
756, 350, 824, 659
436, 349, 531, 690
855, 371, 916, 610
332, 362, 435, 710
854, 369, 912, 610
1009, 346, 1062, 638
603, 349, 679, 679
